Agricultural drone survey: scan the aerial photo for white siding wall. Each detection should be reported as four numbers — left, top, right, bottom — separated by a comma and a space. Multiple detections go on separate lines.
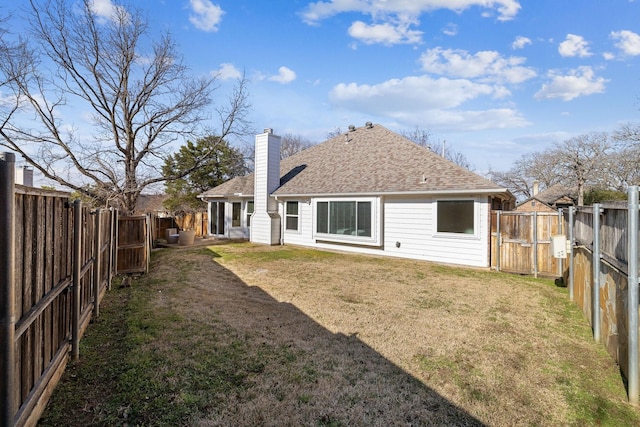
383, 196, 490, 267
278, 194, 491, 268
281, 200, 313, 246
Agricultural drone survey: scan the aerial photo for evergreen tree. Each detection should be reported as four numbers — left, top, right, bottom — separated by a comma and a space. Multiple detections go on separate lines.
163, 136, 247, 213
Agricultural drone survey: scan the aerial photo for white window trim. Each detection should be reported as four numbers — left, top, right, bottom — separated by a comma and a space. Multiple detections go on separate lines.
231, 201, 242, 228
246, 200, 254, 228
313, 197, 381, 246
433, 198, 480, 240
284, 201, 301, 234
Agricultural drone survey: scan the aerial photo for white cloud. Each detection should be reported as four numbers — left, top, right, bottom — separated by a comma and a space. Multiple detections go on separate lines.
327, 74, 529, 131
89, 0, 128, 21
189, 0, 224, 32
330, 76, 493, 111
215, 63, 242, 80
558, 34, 592, 58
419, 48, 536, 84
442, 23, 458, 37
301, 0, 521, 24
610, 30, 640, 56
300, 1, 520, 45
512, 36, 531, 49
268, 66, 297, 84
603, 52, 615, 60
348, 21, 422, 45
534, 66, 607, 101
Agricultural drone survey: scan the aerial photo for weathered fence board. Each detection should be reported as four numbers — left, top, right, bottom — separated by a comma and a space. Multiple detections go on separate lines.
174, 212, 208, 237
491, 210, 564, 277
569, 201, 640, 404
1, 153, 120, 427
117, 215, 150, 275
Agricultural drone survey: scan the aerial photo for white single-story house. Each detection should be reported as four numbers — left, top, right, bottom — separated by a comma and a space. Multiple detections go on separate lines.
199, 123, 514, 267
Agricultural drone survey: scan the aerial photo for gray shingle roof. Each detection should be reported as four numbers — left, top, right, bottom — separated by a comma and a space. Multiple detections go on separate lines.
534, 184, 575, 205
200, 123, 508, 198
199, 175, 254, 198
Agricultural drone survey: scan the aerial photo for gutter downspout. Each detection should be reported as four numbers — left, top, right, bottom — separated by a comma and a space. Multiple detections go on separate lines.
274, 196, 284, 245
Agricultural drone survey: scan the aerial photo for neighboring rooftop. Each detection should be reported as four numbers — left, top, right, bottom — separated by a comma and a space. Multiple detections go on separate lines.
532, 184, 576, 206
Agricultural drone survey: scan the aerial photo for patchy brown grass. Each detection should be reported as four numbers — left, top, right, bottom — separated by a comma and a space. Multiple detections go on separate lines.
40, 242, 640, 426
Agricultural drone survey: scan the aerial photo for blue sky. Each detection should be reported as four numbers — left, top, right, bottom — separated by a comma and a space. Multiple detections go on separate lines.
17, 0, 640, 173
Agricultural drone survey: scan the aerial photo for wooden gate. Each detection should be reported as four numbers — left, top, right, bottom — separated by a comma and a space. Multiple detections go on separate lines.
117, 215, 150, 275
491, 211, 565, 277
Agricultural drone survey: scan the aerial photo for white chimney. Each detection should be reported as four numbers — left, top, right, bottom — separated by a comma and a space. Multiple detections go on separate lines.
532, 180, 539, 196
16, 166, 33, 187
251, 128, 281, 245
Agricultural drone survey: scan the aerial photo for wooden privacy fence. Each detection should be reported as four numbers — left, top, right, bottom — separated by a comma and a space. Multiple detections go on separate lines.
0, 154, 118, 427
148, 213, 207, 247
568, 199, 640, 404
174, 212, 208, 237
491, 210, 565, 278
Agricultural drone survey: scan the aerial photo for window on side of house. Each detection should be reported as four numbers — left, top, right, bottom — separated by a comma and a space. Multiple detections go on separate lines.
232, 202, 241, 227
316, 200, 372, 238
246, 201, 254, 227
285, 201, 299, 231
436, 200, 475, 234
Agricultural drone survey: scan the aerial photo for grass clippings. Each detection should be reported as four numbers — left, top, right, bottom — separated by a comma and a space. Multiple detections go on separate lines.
39, 243, 640, 426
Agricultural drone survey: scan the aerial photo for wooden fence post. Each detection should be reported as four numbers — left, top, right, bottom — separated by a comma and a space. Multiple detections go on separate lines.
0, 153, 16, 427
71, 199, 82, 361
92, 209, 102, 318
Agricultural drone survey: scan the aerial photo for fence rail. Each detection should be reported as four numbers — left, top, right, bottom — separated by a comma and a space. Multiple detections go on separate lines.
0, 154, 119, 427
568, 196, 640, 405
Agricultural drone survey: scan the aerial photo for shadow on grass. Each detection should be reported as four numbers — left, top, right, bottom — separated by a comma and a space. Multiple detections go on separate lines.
40, 247, 486, 426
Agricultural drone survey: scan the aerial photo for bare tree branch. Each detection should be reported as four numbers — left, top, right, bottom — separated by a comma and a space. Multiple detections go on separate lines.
0, 0, 251, 214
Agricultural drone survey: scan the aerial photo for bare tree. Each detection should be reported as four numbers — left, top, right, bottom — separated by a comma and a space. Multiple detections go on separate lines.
603, 148, 640, 191
241, 132, 316, 171
0, 0, 250, 214
489, 149, 575, 201
487, 168, 534, 200
280, 133, 314, 159
550, 132, 613, 205
400, 127, 430, 148
614, 122, 640, 144
326, 127, 343, 139
401, 127, 473, 170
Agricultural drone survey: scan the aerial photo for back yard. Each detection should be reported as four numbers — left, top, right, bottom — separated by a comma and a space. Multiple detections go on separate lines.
40, 243, 640, 426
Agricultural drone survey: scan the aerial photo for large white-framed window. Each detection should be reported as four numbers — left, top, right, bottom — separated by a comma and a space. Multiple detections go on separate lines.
314, 197, 379, 245
435, 199, 477, 237
285, 201, 299, 231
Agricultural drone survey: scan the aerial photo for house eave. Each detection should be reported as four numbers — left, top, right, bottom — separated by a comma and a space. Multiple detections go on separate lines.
271, 188, 512, 198
199, 193, 254, 201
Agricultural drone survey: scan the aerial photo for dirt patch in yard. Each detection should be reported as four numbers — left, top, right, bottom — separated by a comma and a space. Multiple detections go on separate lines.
40, 243, 640, 426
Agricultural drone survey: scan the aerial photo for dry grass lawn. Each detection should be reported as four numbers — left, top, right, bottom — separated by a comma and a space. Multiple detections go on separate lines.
40, 242, 640, 426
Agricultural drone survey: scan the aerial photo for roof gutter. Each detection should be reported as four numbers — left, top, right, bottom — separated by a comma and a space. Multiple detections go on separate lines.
271, 188, 512, 198
199, 193, 255, 201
